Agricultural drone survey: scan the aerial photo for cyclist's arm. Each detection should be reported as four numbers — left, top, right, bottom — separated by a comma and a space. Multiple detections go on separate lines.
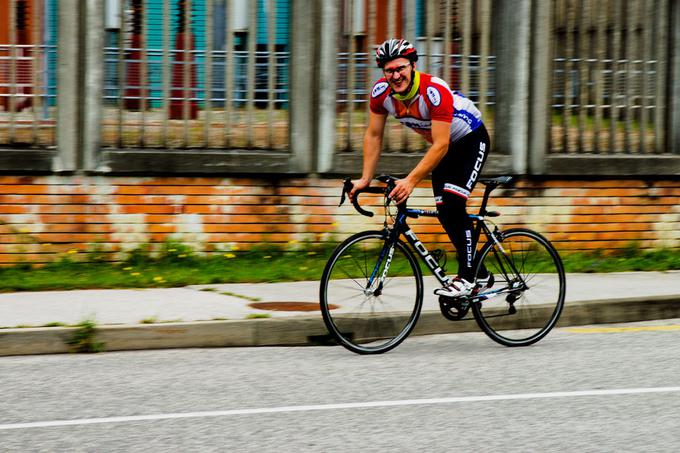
389, 120, 450, 203
350, 111, 387, 199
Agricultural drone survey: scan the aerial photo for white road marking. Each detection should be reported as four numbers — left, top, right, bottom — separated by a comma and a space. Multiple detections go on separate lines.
2, 386, 679, 431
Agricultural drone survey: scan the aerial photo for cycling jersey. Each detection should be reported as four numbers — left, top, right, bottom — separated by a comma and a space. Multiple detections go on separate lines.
369, 72, 483, 144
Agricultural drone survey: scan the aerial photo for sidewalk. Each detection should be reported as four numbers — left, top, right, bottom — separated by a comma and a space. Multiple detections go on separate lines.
1, 271, 680, 355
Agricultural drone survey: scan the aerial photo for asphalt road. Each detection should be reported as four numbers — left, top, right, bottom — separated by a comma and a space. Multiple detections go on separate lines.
2, 319, 680, 452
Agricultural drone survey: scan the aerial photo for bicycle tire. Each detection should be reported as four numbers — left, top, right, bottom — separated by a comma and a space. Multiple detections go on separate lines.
471, 228, 566, 347
319, 230, 423, 354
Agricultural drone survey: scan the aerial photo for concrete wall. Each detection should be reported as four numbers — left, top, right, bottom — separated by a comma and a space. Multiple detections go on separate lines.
0, 175, 677, 264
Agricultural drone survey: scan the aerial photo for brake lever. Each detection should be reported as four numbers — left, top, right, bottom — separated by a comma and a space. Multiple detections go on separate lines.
339, 178, 352, 207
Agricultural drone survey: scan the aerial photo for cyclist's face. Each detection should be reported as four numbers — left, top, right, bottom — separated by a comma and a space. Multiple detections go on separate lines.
383, 58, 413, 94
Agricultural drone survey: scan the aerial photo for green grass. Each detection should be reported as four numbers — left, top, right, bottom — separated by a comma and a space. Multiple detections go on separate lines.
0, 243, 677, 293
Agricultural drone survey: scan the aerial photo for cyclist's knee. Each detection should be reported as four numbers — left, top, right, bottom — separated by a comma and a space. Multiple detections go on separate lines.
437, 193, 468, 224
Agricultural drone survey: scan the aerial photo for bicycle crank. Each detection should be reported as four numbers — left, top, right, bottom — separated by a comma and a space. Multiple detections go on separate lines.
438, 296, 471, 321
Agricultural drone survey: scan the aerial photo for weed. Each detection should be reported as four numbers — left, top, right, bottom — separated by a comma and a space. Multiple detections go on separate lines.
245, 313, 272, 319
66, 319, 104, 353
42, 322, 67, 328
0, 242, 677, 293
140, 316, 158, 324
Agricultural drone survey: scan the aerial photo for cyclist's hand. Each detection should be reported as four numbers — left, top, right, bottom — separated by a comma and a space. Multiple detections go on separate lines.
389, 178, 415, 204
349, 178, 370, 202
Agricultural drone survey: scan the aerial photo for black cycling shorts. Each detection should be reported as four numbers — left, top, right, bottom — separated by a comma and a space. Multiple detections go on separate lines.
431, 124, 491, 205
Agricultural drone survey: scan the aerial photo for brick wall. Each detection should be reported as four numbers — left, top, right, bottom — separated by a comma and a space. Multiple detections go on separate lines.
0, 175, 678, 264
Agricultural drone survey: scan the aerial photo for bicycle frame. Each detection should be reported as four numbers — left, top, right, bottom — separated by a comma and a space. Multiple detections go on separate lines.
359, 175, 523, 295
367, 206, 498, 290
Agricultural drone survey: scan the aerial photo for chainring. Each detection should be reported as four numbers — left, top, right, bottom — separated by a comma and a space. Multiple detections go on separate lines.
438, 296, 472, 321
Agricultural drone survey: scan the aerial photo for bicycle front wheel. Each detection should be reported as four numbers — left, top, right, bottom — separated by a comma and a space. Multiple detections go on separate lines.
320, 231, 423, 354
472, 228, 566, 346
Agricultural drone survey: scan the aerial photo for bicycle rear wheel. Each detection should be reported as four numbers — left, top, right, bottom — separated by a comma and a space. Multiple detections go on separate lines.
472, 228, 565, 346
320, 231, 423, 354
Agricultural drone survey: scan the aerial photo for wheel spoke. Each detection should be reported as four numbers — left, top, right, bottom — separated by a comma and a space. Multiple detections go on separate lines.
320, 232, 422, 354
473, 229, 565, 347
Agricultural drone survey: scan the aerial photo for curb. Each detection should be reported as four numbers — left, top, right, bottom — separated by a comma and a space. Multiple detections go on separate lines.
1, 295, 679, 356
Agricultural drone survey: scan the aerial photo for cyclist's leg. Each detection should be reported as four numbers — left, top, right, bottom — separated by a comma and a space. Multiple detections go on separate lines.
432, 124, 491, 283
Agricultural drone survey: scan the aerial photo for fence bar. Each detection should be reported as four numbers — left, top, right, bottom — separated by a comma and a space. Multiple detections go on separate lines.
639, 0, 650, 154
623, 0, 635, 153
224, 0, 234, 148
593, 0, 606, 153
267, 0, 276, 148
426, 0, 436, 74
443, 0, 451, 82
140, 0, 147, 147
345, 0, 355, 152
382, 0, 396, 152
31, 0, 40, 144
403, 0, 416, 151
205, 0, 214, 148
162, 0, 171, 147
577, 0, 589, 153
182, 0, 191, 147
117, 0, 125, 148
367, 0, 376, 116
8, 0, 17, 143
609, 0, 623, 153
654, 0, 669, 154
460, 0, 472, 92
246, 1, 256, 147
387, 0, 396, 41
671, 0, 680, 154
478, 0, 491, 115
562, 0, 574, 154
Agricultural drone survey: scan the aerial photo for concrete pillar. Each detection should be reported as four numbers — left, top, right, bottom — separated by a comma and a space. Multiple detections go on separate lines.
493, 0, 531, 174
289, 0, 316, 173
316, 0, 338, 173
55, 0, 81, 172
83, 0, 104, 171
528, 0, 552, 174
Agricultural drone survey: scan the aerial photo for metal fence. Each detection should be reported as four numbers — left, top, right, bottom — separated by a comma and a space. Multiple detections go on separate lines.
101, 0, 291, 150
0, 0, 678, 174
0, 0, 57, 148
550, 0, 671, 155
335, 0, 496, 154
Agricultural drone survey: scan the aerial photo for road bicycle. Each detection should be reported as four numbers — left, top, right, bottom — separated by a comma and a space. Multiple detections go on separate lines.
319, 175, 566, 354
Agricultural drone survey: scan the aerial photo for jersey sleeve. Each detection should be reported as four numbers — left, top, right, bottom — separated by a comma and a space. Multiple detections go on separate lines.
369, 79, 390, 115
424, 78, 454, 123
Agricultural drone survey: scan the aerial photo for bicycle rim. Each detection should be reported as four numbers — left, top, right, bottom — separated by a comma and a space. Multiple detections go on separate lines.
472, 228, 566, 346
320, 231, 423, 354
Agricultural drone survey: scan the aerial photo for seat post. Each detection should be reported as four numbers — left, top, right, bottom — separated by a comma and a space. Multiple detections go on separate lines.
478, 183, 496, 216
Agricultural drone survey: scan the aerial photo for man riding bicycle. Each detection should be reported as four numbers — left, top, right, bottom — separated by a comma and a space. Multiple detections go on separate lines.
349, 38, 492, 298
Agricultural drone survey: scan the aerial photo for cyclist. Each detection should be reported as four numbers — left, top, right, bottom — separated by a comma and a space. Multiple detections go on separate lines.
349, 38, 491, 298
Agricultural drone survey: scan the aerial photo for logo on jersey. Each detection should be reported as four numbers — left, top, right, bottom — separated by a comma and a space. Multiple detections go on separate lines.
426, 86, 441, 106
372, 82, 389, 98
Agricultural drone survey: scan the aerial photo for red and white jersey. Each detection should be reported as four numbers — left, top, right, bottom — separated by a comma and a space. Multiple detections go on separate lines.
369, 72, 482, 144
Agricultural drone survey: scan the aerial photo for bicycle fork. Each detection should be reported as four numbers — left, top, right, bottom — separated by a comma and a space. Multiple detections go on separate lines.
361, 242, 395, 298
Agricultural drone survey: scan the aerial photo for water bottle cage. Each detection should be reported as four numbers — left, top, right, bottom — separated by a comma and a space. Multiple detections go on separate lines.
431, 249, 448, 271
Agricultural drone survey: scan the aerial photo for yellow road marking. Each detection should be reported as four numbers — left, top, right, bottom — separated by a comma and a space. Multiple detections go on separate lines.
566, 325, 680, 334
